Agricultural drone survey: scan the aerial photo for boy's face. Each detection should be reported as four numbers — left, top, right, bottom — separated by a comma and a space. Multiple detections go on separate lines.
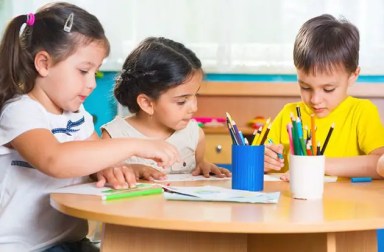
297, 67, 359, 118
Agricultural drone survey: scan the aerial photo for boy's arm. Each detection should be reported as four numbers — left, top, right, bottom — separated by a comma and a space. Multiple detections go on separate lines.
326, 147, 384, 179
377, 154, 384, 178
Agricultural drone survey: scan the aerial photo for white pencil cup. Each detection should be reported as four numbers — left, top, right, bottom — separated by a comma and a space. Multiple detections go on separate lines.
289, 154, 325, 200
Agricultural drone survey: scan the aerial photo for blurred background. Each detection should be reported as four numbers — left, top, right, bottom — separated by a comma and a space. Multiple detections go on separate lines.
2, 0, 384, 75
2, 0, 384, 133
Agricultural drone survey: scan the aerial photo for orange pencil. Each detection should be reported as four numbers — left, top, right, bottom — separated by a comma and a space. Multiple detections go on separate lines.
306, 140, 313, 155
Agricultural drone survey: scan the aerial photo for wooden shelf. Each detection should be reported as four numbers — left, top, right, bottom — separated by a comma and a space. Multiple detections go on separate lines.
199, 81, 384, 98
195, 82, 384, 127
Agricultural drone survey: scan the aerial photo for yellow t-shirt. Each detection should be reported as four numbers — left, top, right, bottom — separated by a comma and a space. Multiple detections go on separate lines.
269, 96, 384, 172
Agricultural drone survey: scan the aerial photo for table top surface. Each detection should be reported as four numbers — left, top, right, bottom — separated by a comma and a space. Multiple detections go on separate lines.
50, 180, 384, 234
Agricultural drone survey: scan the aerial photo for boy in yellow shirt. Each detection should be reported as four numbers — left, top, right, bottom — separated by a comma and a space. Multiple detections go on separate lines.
265, 14, 384, 179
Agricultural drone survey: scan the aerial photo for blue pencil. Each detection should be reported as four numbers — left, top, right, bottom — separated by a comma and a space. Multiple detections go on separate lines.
226, 112, 243, 145
351, 177, 372, 183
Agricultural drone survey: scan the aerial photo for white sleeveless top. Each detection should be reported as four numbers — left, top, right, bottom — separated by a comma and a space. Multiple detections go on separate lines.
101, 116, 199, 174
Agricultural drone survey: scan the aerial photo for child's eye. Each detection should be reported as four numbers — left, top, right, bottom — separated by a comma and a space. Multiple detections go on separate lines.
324, 88, 335, 93
79, 69, 89, 74
177, 101, 187, 105
300, 86, 311, 91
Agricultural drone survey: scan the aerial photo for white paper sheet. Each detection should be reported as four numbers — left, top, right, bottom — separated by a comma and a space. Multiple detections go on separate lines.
163, 185, 280, 204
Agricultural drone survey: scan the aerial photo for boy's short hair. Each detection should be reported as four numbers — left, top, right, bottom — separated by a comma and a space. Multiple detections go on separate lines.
293, 14, 359, 75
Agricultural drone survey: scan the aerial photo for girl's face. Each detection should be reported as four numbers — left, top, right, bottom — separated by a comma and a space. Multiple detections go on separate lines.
152, 71, 202, 131
32, 41, 107, 114
297, 67, 359, 118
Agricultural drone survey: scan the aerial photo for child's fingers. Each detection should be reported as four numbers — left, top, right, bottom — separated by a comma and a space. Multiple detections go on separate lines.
191, 166, 201, 176
193, 165, 210, 177
266, 144, 284, 159
219, 168, 232, 177
264, 155, 284, 171
280, 173, 290, 181
155, 143, 180, 167
142, 168, 166, 181
202, 168, 210, 178
95, 174, 106, 188
264, 144, 284, 172
121, 166, 137, 188
107, 168, 128, 189
208, 165, 225, 177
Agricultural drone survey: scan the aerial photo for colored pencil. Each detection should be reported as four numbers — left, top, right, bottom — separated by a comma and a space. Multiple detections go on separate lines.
287, 123, 294, 154
226, 117, 238, 145
320, 123, 335, 155
267, 138, 284, 159
311, 114, 317, 155
251, 126, 263, 146
296, 105, 302, 120
259, 122, 271, 145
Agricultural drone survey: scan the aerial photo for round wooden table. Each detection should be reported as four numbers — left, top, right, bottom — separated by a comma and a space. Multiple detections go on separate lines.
50, 180, 384, 252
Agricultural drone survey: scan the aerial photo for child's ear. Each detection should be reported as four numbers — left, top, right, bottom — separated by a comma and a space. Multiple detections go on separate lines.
348, 67, 360, 86
137, 94, 154, 115
34, 51, 51, 77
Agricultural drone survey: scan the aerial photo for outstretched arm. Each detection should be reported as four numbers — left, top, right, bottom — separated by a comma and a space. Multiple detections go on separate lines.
326, 147, 384, 179
11, 128, 179, 178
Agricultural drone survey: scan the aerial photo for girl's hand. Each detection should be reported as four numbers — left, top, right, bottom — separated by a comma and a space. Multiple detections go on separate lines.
192, 161, 232, 178
264, 143, 285, 172
134, 140, 180, 168
95, 164, 137, 189
94, 164, 167, 189
130, 164, 167, 181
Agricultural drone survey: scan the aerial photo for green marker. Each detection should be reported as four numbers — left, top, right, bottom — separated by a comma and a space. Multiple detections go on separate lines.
102, 187, 163, 201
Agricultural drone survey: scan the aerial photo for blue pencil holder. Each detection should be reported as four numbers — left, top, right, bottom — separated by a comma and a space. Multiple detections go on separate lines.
231, 145, 264, 191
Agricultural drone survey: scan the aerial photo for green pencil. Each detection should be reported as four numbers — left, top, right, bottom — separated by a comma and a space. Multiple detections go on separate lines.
102, 187, 163, 201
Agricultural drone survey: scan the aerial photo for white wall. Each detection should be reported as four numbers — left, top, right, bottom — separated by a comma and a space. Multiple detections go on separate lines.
2, 0, 384, 74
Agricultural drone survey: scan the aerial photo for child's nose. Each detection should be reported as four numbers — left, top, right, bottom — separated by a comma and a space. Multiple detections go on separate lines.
310, 92, 322, 104
87, 78, 97, 90
189, 97, 198, 113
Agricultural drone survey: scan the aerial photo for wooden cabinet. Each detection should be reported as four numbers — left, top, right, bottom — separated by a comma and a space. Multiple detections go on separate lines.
204, 131, 232, 164
203, 127, 253, 164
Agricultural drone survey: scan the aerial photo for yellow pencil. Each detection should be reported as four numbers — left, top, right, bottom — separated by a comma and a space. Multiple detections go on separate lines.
256, 117, 271, 145
251, 126, 263, 145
